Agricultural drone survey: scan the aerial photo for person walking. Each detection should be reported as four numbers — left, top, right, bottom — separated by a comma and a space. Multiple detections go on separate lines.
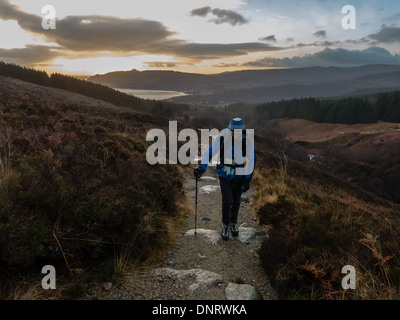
194, 118, 255, 240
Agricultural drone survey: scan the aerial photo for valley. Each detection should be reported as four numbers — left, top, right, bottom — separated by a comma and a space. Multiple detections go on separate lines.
0, 62, 399, 301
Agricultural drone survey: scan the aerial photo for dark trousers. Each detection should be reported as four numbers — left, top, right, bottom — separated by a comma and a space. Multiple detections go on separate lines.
219, 176, 243, 226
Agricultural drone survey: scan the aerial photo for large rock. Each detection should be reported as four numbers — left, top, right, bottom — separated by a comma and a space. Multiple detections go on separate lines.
225, 282, 262, 300
185, 226, 258, 245
184, 269, 224, 293
198, 185, 220, 195
185, 228, 221, 245
241, 193, 250, 203
154, 268, 224, 293
237, 226, 256, 244
200, 176, 217, 181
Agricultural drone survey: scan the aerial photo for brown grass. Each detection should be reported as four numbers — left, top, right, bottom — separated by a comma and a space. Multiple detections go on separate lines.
254, 157, 400, 299
0, 78, 189, 299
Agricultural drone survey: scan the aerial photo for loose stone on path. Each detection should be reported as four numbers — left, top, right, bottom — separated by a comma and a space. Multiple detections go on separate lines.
184, 224, 258, 245
225, 282, 262, 300
198, 185, 220, 195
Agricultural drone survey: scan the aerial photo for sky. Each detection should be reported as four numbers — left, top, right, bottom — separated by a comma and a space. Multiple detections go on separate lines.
0, 0, 400, 75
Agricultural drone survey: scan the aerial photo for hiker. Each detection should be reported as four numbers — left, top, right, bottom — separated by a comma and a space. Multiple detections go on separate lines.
193, 118, 255, 240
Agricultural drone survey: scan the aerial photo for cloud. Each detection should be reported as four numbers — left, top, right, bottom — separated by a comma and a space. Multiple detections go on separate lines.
368, 26, 400, 43
308, 40, 340, 47
385, 13, 400, 23
0, 45, 62, 66
151, 40, 284, 60
143, 62, 180, 68
313, 30, 327, 38
54, 16, 175, 52
259, 35, 276, 43
209, 8, 248, 26
242, 47, 400, 68
0, 0, 176, 52
0, 0, 43, 34
0, 0, 24, 19
214, 62, 241, 68
190, 6, 248, 26
344, 38, 371, 45
0, 0, 282, 67
0, 5, 176, 52
190, 6, 211, 17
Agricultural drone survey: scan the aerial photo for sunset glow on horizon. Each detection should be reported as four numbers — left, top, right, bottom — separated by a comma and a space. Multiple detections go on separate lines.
1, 0, 399, 76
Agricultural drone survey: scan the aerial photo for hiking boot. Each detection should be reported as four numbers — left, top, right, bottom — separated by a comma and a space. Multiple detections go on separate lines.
221, 224, 229, 240
230, 223, 239, 237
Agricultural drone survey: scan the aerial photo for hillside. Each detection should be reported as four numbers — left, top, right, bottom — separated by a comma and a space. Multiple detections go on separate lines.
278, 118, 400, 202
89, 65, 400, 104
178, 70, 400, 104
253, 149, 400, 299
1, 66, 400, 301
0, 76, 189, 298
0, 61, 188, 117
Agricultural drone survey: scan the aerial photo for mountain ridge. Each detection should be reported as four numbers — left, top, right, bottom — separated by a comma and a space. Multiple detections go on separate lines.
88, 64, 400, 104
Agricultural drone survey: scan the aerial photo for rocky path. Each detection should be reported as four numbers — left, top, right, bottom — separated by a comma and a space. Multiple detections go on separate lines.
97, 166, 277, 300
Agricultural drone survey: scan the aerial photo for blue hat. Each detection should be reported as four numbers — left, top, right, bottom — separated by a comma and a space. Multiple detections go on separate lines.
228, 118, 245, 131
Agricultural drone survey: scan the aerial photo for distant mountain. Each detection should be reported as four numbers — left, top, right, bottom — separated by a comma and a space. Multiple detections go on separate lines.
196, 70, 400, 103
89, 69, 209, 92
88, 65, 400, 103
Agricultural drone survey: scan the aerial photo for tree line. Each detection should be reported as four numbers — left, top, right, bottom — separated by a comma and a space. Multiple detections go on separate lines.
251, 93, 400, 124
0, 61, 187, 116
2, 61, 399, 124
0, 61, 143, 110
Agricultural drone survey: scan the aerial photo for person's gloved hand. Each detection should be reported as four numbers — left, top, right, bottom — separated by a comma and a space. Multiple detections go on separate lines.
194, 167, 205, 179
241, 178, 250, 193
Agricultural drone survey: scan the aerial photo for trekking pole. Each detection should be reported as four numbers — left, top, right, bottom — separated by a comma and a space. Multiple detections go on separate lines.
194, 175, 198, 236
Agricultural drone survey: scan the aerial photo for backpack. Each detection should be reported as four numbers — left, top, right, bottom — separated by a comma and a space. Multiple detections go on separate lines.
218, 130, 247, 169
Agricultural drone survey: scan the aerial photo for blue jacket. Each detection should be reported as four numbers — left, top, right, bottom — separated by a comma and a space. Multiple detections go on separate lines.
199, 128, 255, 181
